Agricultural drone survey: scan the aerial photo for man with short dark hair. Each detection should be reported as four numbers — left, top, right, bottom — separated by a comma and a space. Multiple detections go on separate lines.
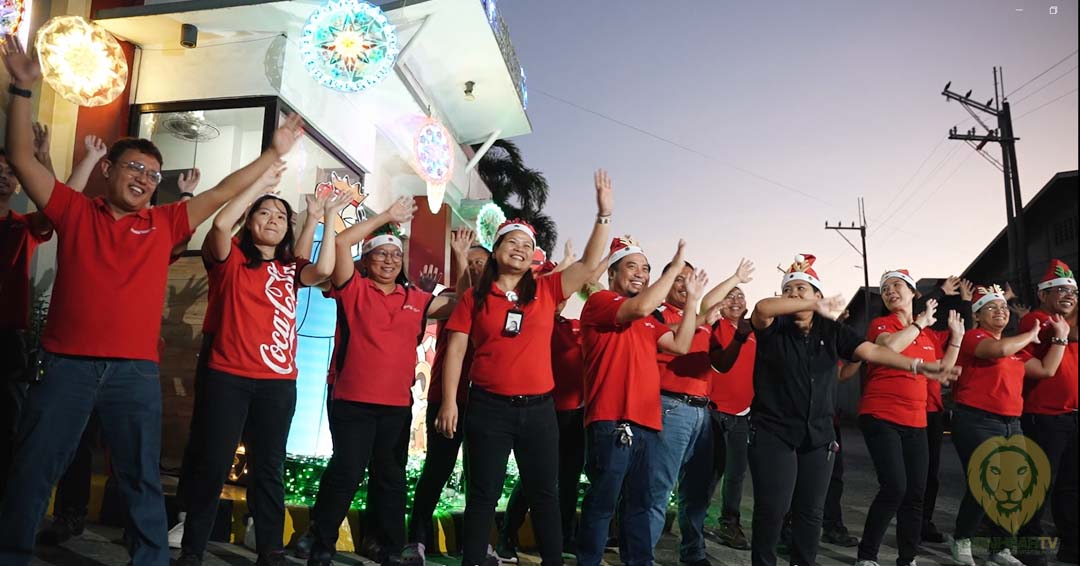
0, 36, 304, 566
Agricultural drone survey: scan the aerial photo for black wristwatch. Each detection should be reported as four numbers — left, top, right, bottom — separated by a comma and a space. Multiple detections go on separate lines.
8, 84, 32, 98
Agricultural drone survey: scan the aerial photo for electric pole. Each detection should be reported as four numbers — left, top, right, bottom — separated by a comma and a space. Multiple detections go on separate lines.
826, 198, 870, 322
942, 67, 1032, 302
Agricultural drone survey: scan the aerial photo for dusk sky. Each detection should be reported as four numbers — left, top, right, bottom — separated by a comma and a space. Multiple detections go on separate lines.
497, 0, 1078, 307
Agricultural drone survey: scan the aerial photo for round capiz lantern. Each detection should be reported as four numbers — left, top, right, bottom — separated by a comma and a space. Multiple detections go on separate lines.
35, 16, 128, 107
300, 0, 398, 92
0, 0, 24, 38
414, 117, 454, 186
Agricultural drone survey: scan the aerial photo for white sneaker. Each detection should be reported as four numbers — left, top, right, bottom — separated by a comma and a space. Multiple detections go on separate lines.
988, 548, 1026, 566
242, 516, 256, 551
855, 561, 881, 566
167, 512, 185, 549
952, 537, 976, 566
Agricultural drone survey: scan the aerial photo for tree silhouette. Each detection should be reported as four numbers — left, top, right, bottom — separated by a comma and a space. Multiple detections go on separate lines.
472, 139, 558, 254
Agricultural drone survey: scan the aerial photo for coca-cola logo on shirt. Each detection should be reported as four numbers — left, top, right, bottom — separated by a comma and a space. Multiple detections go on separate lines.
260, 261, 298, 375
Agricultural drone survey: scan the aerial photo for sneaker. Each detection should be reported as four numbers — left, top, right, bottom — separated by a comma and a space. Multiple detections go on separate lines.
922, 522, 946, 544
988, 548, 1026, 566
36, 513, 86, 546
293, 529, 314, 559
485, 544, 501, 566
255, 550, 289, 566
855, 561, 881, 566
243, 516, 257, 551
951, 537, 976, 566
360, 536, 385, 562
168, 513, 186, 550
172, 552, 202, 566
494, 536, 518, 563
401, 542, 426, 566
714, 521, 751, 550
822, 526, 859, 547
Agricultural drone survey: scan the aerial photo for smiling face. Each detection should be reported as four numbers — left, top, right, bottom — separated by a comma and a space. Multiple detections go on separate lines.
364, 243, 404, 285
0, 155, 17, 199
467, 247, 490, 280
609, 253, 651, 297
492, 231, 535, 274
101, 149, 162, 212
246, 197, 290, 248
880, 277, 915, 313
722, 287, 747, 320
1039, 285, 1077, 317
666, 265, 694, 308
975, 298, 1010, 333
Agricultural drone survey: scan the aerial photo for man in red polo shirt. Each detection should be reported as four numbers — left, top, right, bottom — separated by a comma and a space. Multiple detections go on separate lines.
1017, 260, 1078, 566
577, 236, 704, 566
0, 38, 305, 566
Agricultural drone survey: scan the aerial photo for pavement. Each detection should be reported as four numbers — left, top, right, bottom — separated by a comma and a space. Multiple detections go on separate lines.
26, 424, 1071, 566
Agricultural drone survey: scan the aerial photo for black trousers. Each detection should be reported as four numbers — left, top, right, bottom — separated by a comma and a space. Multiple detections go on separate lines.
175, 333, 214, 511
310, 399, 411, 561
0, 330, 29, 502
461, 389, 562, 566
504, 407, 586, 546
823, 422, 845, 531
749, 425, 834, 566
180, 370, 296, 557
1018, 411, 1078, 555
923, 410, 945, 528
857, 415, 928, 566
708, 411, 751, 524
408, 400, 466, 545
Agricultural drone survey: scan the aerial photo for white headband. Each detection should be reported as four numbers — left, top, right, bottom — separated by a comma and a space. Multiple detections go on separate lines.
972, 291, 1007, 312
496, 223, 535, 244
781, 271, 821, 292
880, 270, 916, 290
609, 245, 646, 267
362, 234, 403, 255
1038, 277, 1077, 291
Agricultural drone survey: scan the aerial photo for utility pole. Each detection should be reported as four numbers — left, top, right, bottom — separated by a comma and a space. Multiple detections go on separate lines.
942, 67, 1032, 302
826, 198, 870, 322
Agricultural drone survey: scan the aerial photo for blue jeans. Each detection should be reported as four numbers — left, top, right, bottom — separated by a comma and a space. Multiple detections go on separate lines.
0, 353, 168, 566
649, 396, 713, 562
578, 421, 659, 566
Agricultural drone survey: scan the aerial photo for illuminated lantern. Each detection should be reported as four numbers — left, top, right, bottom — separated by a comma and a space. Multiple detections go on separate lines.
300, 0, 398, 92
475, 202, 506, 251
413, 117, 454, 214
0, 0, 24, 38
35, 16, 128, 107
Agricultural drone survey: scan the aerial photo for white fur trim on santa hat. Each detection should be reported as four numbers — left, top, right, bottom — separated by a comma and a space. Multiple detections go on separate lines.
972, 291, 1007, 312
880, 270, 917, 289
1038, 277, 1077, 290
496, 222, 536, 244
609, 245, 646, 267
362, 234, 403, 255
782, 271, 821, 292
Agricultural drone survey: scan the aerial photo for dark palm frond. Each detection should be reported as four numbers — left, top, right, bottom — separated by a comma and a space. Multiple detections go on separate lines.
472, 138, 559, 254
528, 213, 558, 256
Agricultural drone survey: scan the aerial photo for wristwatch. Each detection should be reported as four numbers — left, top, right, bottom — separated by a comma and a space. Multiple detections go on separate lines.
8, 84, 32, 98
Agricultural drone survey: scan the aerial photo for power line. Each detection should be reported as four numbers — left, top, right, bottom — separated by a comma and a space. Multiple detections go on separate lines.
532, 88, 836, 208
866, 135, 947, 231
1006, 49, 1079, 98
1012, 65, 1078, 105
870, 144, 965, 236
1015, 87, 1079, 120
882, 151, 977, 240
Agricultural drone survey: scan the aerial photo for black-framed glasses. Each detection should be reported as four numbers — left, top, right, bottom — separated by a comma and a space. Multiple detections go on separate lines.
1048, 287, 1079, 297
117, 160, 163, 185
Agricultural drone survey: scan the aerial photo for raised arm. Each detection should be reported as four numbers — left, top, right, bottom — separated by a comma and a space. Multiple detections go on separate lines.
659, 268, 708, 355
434, 331, 470, 438
331, 196, 416, 287
31, 123, 55, 176
615, 240, 686, 324
186, 113, 304, 229
299, 191, 352, 287
553, 240, 577, 274
878, 299, 938, 353
699, 258, 755, 316
559, 169, 614, 295
295, 194, 325, 260
710, 314, 751, 372
66, 136, 108, 192
2, 37, 56, 208
1024, 315, 1070, 379
751, 294, 845, 330
205, 161, 285, 262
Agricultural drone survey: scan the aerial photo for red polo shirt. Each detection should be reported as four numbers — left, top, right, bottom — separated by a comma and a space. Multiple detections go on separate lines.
582, 290, 673, 430
859, 313, 946, 428
654, 302, 683, 376
0, 211, 52, 331
552, 317, 584, 410
206, 242, 310, 379
709, 318, 756, 415
40, 181, 192, 361
446, 274, 564, 396
926, 380, 944, 413
331, 274, 433, 406
1020, 310, 1079, 415
427, 311, 474, 405
955, 328, 1032, 417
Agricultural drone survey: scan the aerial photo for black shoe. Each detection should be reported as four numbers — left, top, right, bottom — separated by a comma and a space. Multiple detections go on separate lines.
360, 536, 385, 563
921, 522, 946, 544
37, 513, 86, 546
713, 521, 751, 550
172, 552, 202, 566
822, 526, 859, 547
293, 529, 314, 559
255, 551, 290, 566
307, 549, 333, 566
495, 535, 519, 563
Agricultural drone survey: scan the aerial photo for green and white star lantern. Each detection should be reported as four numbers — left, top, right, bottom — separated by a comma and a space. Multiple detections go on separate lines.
301, 0, 398, 92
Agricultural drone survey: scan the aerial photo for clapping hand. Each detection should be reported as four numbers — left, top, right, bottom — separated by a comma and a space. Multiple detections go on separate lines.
417, 265, 441, 292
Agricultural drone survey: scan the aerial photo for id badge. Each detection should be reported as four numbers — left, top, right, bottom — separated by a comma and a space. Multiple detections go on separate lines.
504, 308, 524, 337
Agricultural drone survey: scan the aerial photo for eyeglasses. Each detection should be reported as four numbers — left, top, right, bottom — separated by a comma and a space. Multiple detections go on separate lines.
117, 161, 163, 185
1047, 287, 1079, 297
370, 250, 404, 261
982, 305, 1009, 313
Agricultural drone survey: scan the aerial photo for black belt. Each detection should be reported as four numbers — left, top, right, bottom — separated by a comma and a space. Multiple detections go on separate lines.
472, 387, 553, 407
661, 390, 712, 408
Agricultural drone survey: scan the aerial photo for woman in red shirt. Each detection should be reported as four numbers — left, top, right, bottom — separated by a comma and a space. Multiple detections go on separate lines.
435, 170, 615, 566
176, 163, 349, 566
306, 197, 469, 566
949, 285, 1070, 566
855, 269, 964, 566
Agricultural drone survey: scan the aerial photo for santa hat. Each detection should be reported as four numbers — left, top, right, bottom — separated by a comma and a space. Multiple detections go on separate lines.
1037, 259, 1076, 291
880, 269, 917, 290
972, 284, 1007, 312
530, 248, 548, 274
362, 226, 404, 255
608, 236, 647, 267
781, 254, 821, 291
495, 218, 536, 245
